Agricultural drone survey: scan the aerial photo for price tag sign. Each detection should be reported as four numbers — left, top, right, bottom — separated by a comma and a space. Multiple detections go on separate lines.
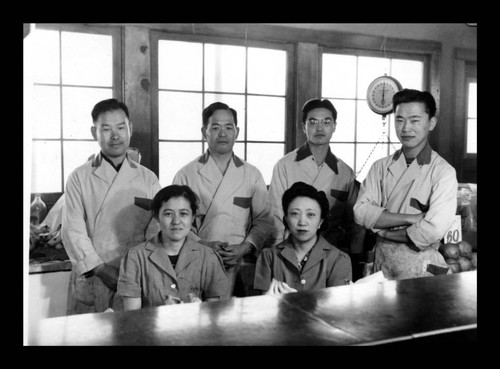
444, 215, 462, 244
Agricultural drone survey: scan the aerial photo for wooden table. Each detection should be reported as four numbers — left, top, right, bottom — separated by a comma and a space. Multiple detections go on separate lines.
27, 271, 477, 345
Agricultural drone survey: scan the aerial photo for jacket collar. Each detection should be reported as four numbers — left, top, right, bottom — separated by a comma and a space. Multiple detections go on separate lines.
277, 235, 334, 273
146, 232, 200, 279
91, 151, 139, 169
198, 149, 244, 168
392, 142, 432, 165
295, 143, 338, 174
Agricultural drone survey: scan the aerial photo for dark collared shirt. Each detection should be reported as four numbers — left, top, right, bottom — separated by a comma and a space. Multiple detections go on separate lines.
118, 232, 230, 305
254, 235, 352, 292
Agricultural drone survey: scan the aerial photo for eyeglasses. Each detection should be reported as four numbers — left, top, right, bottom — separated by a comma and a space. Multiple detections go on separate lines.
307, 118, 334, 127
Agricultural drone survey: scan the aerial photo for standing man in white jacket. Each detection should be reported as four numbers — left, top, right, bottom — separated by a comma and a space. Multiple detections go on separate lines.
173, 102, 273, 297
62, 98, 161, 314
354, 89, 458, 280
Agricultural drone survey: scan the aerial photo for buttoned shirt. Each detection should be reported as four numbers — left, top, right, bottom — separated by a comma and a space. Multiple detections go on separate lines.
118, 232, 230, 306
254, 235, 352, 292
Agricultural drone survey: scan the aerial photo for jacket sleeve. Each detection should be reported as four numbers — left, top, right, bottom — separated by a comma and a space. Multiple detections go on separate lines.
343, 178, 366, 254
327, 250, 352, 287
202, 248, 230, 300
253, 248, 273, 292
406, 164, 458, 249
117, 247, 142, 298
353, 161, 386, 232
266, 161, 288, 247
244, 169, 274, 251
61, 171, 104, 276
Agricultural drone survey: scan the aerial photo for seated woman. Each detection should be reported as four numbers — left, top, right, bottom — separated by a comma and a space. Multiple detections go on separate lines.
254, 181, 352, 294
118, 184, 229, 310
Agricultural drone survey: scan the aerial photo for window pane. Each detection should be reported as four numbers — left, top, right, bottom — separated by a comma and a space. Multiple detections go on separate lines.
63, 87, 113, 139
204, 93, 246, 140
248, 48, 287, 95
233, 142, 245, 159
159, 40, 202, 91
392, 59, 423, 90
63, 141, 100, 188
356, 143, 390, 183
159, 142, 203, 186
33, 28, 60, 84
389, 141, 402, 155
247, 143, 285, 185
331, 143, 355, 171
467, 118, 477, 154
159, 91, 203, 140
32, 85, 60, 139
387, 115, 399, 144
322, 54, 357, 98
61, 32, 113, 87
205, 44, 245, 93
31, 141, 62, 193
468, 82, 477, 118
357, 102, 389, 142
247, 96, 285, 141
357, 56, 390, 99
331, 99, 355, 142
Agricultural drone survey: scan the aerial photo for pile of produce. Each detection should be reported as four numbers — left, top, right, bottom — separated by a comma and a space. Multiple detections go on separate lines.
438, 240, 477, 273
30, 223, 63, 250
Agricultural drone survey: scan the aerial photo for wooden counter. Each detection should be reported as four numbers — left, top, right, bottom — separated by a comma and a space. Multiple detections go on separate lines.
29, 260, 72, 274
27, 271, 477, 346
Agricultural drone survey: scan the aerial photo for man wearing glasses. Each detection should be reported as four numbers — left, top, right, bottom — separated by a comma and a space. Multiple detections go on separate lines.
266, 99, 365, 272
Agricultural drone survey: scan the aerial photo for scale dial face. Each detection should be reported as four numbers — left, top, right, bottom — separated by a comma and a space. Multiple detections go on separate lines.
366, 76, 403, 116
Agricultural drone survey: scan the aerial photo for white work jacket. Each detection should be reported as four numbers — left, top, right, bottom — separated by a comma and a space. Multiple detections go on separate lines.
172, 150, 273, 250
62, 152, 161, 277
354, 144, 458, 279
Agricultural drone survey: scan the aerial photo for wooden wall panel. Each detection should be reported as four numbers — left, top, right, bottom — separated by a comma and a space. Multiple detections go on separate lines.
124, 26, 154, 172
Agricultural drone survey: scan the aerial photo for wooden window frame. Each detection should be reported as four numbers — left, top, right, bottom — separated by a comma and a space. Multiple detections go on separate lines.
31, 23, 123, 209
149, 30, 295, 177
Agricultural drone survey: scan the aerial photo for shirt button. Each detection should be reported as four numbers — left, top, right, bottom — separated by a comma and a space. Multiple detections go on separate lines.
300, 279, 306, 285
170, 284, 176, 289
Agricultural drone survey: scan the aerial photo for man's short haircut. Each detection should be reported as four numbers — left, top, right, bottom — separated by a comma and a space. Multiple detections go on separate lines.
301, 98, 338, 124
392, 89, 437, 118
282, 181, 330, 233
91, 98, 130, 123
202, 102, 238, 128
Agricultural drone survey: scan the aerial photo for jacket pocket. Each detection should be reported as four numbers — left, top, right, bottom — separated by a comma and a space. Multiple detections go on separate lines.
410, 197, 430, 212
330, 189, 348, 202
233, 196, 252, 209
134, 197, 153, 211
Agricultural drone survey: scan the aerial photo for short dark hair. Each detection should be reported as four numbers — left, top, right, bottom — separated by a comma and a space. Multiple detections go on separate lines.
282, 181, 330, 233
91, 98, 130, 123
202, 102, 238, 128
392, 89, 437, 118
152, 185, 199, 219
301, 99, 337, 124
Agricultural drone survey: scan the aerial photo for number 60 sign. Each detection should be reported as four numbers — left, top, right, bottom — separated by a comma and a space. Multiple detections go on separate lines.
444, 215, 462, 244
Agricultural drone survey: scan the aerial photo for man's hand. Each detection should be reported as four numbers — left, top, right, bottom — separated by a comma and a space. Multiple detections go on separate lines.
93, 263, 119, 292
217, 241, 253, 269
199, 240, 229, 252
266, 278, 298, 295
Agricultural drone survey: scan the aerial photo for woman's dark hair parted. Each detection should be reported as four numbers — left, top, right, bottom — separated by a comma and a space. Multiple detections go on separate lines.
151, 185, 199, 219
281, 181, 330, 233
